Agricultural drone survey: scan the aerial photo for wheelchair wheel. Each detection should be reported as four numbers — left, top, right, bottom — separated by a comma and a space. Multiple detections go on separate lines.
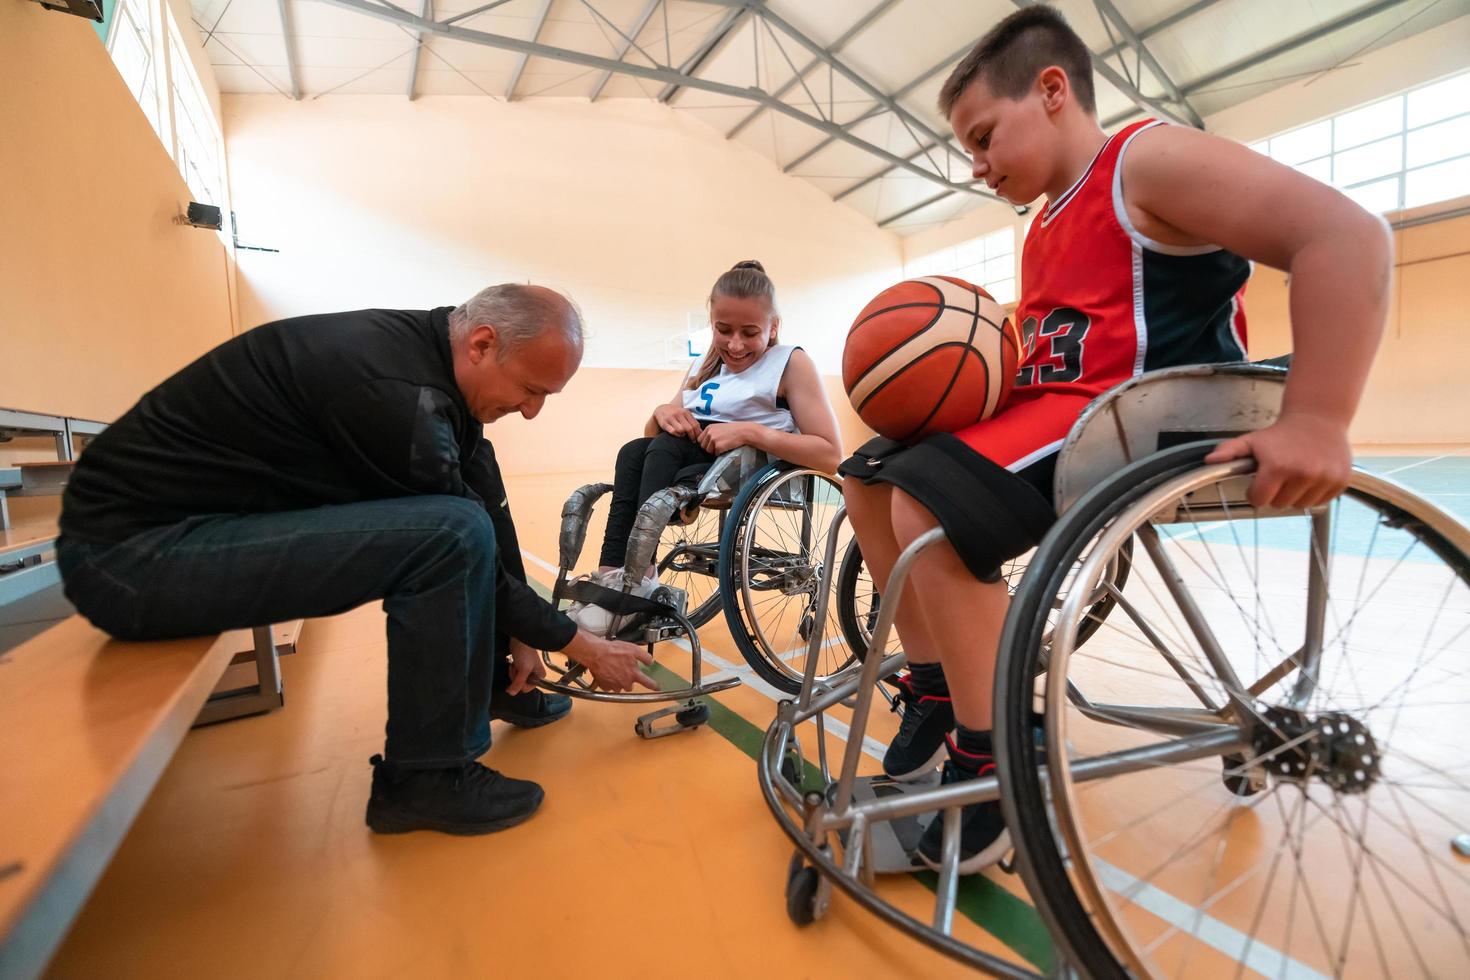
995, 443, 1470, 979
834, 539, 895, 662
657, 502, 725, 628
833, 538, 1130, 663
719, 465, 856, 693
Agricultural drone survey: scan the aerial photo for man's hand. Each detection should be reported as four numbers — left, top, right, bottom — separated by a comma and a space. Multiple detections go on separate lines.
561, 628, 658, 693
654, 404, 702, 439
506, 638, 546, 695
1204, 413, 1352, 509
697, 421, 752, 455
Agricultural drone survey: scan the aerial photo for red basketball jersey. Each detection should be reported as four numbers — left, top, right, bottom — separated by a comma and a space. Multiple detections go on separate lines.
954, 119, 1250, 471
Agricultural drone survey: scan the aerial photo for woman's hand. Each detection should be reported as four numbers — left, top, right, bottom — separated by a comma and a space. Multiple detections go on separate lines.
1204, 413, 1353, 509
698, 421, 753, 455
653, 403, 702, 439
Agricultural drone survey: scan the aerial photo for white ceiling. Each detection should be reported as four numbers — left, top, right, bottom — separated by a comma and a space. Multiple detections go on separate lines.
188, 0, 1470, 234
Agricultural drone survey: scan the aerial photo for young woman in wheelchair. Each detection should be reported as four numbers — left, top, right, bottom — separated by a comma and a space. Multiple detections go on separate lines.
570, 260, 842, 634
840, 6, 1391, 874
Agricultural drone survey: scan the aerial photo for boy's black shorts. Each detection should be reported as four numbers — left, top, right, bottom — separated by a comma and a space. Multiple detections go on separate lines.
838, 433, 1058, 582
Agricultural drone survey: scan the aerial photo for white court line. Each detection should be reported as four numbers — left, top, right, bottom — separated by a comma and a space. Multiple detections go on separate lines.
524, 548, 1320, 977
1379, 452, 1462, 477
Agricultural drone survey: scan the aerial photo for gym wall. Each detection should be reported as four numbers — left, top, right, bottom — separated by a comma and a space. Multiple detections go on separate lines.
0, 0, 235, 424
222, 94, 906, 378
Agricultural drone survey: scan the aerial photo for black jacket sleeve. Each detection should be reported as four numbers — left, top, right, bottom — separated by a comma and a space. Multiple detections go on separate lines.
462, 439, 578, 653
321, 381, 577, 652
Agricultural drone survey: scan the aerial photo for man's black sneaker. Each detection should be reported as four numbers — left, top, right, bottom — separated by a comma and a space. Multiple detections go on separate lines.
365, 755, 544, 835
916, 760, 1010, 874
883, 674, 955, 781
490, 688, 572, 728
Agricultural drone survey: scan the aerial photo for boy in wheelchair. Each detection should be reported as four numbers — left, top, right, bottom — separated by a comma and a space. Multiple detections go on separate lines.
840, 6, 1391, 873
569, 260, 842, 636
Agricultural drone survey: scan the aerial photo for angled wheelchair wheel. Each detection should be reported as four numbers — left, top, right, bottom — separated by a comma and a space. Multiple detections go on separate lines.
657, 502, 725, 629
833, 537, 1130, 664
719, 465, 856, 694
834, 539, 896, 663
995, 443, 1470, 979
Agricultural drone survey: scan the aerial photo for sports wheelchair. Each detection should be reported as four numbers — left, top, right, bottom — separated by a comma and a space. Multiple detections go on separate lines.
538, 444, 859, 737
760, 363, 1470, 977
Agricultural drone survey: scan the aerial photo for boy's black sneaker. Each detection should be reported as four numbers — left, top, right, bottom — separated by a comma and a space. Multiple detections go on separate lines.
916, 747, 1010, 874
490, 688, 572, 728
365, 755, 544, 835
882, 673, 955, 781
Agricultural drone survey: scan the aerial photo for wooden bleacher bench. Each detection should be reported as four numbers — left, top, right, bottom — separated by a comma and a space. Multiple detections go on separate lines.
0, 521, 60, 605
0, 615, 291, 976
0, 619, 231, 977
0, 521, 58, 565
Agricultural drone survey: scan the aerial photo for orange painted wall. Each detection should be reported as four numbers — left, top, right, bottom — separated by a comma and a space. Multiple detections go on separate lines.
0, 0, 234, 424
1241, 201, 1470, 445
487, 366, 872, 477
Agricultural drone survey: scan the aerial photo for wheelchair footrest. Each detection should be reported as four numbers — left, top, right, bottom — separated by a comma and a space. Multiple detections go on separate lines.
634, 699, 711, 739
832, 771, 942, 874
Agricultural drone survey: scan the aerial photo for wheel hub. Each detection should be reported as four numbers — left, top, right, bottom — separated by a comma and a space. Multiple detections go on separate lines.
1249, 705, 1381, 793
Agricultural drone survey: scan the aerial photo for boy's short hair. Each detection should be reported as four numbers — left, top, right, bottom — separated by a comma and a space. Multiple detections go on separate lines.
939, 6, 1097, 118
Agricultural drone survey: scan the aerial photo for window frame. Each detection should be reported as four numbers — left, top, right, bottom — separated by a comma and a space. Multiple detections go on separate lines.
1249, 70, 1470, 214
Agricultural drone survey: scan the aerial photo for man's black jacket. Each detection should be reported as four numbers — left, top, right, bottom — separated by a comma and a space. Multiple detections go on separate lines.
60, 306, 577, 651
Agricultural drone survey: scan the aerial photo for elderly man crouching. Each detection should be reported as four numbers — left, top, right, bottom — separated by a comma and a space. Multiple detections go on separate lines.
57, 285, 655, 835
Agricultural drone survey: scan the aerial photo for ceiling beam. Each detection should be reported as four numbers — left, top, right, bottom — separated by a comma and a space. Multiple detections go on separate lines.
724, 0, 899, 140
443, 0, 519, 28
835, 139, 940, 202
657, 4, 748, 104
406, 0, 431, 100
1102, 0, 1414, 127
506, 0, 557, 101
878, 189, 955, 228
277, 0, 302, 100
588, 0, 662, 102
308, 0, 1001, 202
757, 4, 970, 167
1095, 0, 1221, 62
1091, 0, 1203, 127
1011, 0, 1195, 128
780, 39, 972, 174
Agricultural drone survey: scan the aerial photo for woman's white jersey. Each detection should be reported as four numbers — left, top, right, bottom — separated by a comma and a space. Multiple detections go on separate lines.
681, 344, 799, 433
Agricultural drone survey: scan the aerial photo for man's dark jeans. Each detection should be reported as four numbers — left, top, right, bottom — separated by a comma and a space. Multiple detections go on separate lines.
58, 495, 499, 769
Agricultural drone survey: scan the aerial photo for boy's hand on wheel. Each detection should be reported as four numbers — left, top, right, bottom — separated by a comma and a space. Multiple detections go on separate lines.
562, 629, 657, 693
1205, 414, 1352, 510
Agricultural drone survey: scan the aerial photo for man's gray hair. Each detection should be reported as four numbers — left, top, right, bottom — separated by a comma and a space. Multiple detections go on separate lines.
448, 283, 584, 359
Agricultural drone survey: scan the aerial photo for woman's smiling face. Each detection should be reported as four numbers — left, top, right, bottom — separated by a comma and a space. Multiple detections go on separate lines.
709, 294, 777, 372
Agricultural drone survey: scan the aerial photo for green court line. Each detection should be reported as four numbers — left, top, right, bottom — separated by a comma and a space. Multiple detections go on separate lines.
531, 562, 1054, 972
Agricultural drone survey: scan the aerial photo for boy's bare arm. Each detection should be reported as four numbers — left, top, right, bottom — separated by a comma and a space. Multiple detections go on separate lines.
1122, 125, 1393, 509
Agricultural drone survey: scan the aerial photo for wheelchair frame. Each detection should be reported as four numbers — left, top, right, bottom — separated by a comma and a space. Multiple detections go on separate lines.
758, 364, 1470, 976
536, 445, 854, 736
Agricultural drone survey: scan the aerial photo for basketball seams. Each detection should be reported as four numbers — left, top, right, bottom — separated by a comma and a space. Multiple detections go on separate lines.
844, 276, 1014, 442
854, 342, 979, 413
901, 281, 984, 441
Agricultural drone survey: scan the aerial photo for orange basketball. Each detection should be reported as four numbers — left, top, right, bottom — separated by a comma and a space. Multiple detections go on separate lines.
842, 276, 1021, 442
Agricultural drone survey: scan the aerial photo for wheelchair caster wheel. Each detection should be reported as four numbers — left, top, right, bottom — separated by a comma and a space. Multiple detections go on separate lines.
785, 865, 821, 926
676, 704, 710, 729
1222, 753, 1264, 796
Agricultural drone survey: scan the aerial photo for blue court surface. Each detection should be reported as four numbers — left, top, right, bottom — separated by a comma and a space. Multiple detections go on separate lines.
1160, 450, 1469, 559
